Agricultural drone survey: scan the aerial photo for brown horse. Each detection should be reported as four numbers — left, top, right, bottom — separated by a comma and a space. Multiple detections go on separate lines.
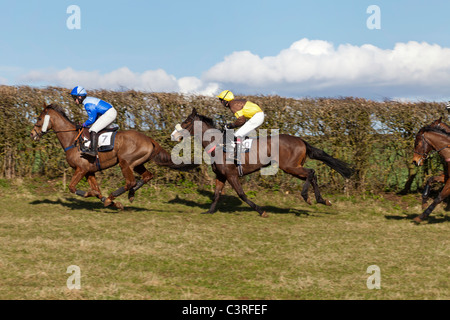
30, 104, 193, 209
420, 118, 450, 209
171, 108, 354, 217
412, 123, 450, 222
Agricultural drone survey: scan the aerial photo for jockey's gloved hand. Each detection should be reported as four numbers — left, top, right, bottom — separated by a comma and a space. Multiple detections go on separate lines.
224, 123, 234, 130
75, 123, 83, 130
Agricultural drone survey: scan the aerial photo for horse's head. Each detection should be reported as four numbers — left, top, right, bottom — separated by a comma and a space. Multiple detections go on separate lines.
30, 105, 53, 141
171, 108, 217, 142
171, 108, 197, 142
30, 104, 75, 141
412, 127, 435, 166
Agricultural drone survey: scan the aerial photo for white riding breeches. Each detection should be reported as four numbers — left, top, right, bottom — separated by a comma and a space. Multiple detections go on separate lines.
234, 112, 265, 138
89, 107, 118, 133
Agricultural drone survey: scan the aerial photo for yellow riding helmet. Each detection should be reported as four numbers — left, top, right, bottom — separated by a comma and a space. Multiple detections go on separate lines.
217, 90, 234, 102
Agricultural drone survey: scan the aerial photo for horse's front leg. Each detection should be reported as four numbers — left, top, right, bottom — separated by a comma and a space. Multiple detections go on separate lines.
68, 167, 88, 196
205, 175, 227, 214
415, 179, 450, 223
85, 173, 125, 209
227, 174, 268, 218
422, 173, 445, 209
85, 173, 102, 199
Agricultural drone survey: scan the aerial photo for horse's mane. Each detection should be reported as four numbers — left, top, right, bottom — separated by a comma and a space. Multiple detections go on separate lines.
421, 125, 450, 137
195, 113, 216, 129
46, 104, 75, 125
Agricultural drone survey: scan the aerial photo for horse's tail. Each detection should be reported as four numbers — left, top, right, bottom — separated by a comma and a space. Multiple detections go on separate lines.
304, 140, 354, 179
151, 141, 199, 171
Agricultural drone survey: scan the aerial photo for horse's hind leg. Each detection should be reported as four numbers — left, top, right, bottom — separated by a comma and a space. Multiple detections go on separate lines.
308, 168, 331, 206
104, 160, 136, 207
128, 164, 154, 203
281, 166, 330, 206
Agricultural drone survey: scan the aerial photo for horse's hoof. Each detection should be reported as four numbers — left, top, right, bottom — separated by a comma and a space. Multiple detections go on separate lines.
305, 198, 312, 205
104, 198, 113, 207
128, 196, 135, 203
91, 191, 100, 197
114, 202, 124, 210
260, 211, 269, 218
413, 216, 423, 224
325, 200, 332, 206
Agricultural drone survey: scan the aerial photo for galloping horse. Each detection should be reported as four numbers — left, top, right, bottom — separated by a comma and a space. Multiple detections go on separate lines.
171, 108, 354, 217
420, 118, 450, 209
30, 104, 193, 209
412, 123, 450, 222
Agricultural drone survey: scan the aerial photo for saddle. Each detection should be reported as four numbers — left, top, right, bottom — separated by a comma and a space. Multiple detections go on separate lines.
79, 125, 119, 153
222, 135, 254, 154
81, 125, 119, 140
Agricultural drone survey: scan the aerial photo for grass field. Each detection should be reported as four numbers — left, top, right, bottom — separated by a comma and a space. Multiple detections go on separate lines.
0, 178, 449, 300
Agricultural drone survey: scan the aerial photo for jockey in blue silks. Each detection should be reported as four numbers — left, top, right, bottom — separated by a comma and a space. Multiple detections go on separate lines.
70, 86, 118, 157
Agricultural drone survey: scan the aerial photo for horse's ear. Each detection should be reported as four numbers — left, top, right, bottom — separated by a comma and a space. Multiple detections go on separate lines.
43, 102, 46, 108
439, 116, 443, 122
191, 108, 197, 115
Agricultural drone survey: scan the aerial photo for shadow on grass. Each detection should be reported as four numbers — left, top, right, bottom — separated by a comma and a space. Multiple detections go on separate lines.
384, 213, 450, 224
29, 197, 150, 213
168, 189, 330, 217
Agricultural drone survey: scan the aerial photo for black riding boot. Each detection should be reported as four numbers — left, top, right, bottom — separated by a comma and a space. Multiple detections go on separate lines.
82, 131, 98, 157
223, 131, 235, 162
235, 136, 243, 176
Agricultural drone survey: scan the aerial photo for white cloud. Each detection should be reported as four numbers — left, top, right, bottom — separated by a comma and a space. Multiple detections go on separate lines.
20, 67, 218, 96
178, 76, 219, 96
14, 38, 450, 100
203, 38, 450, 100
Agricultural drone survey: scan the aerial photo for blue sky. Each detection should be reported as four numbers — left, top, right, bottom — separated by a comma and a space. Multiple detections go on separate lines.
2, 0, 450, 100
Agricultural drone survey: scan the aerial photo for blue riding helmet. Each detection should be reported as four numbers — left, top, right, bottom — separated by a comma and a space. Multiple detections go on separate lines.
71, 86, 87, 97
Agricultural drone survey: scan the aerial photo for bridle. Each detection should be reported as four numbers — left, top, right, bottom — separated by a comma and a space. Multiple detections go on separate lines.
414, 133, 431, 163
33, 112, 80, 140
414, 131, 450, 164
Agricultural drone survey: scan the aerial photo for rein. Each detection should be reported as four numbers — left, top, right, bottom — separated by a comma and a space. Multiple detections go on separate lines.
34, 121, 81, 152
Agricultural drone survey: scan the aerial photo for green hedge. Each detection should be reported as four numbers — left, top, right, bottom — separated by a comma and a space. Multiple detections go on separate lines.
0, 85, 447, 194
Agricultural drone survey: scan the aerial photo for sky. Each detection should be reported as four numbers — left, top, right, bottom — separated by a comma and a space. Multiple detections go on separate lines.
2, 0, 450, 101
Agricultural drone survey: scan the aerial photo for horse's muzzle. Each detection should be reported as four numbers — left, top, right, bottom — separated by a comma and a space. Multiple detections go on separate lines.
412, 155, 423, 167
171, 131, 182, 142
30, 128, 43, 141
171, 124, 184, 142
